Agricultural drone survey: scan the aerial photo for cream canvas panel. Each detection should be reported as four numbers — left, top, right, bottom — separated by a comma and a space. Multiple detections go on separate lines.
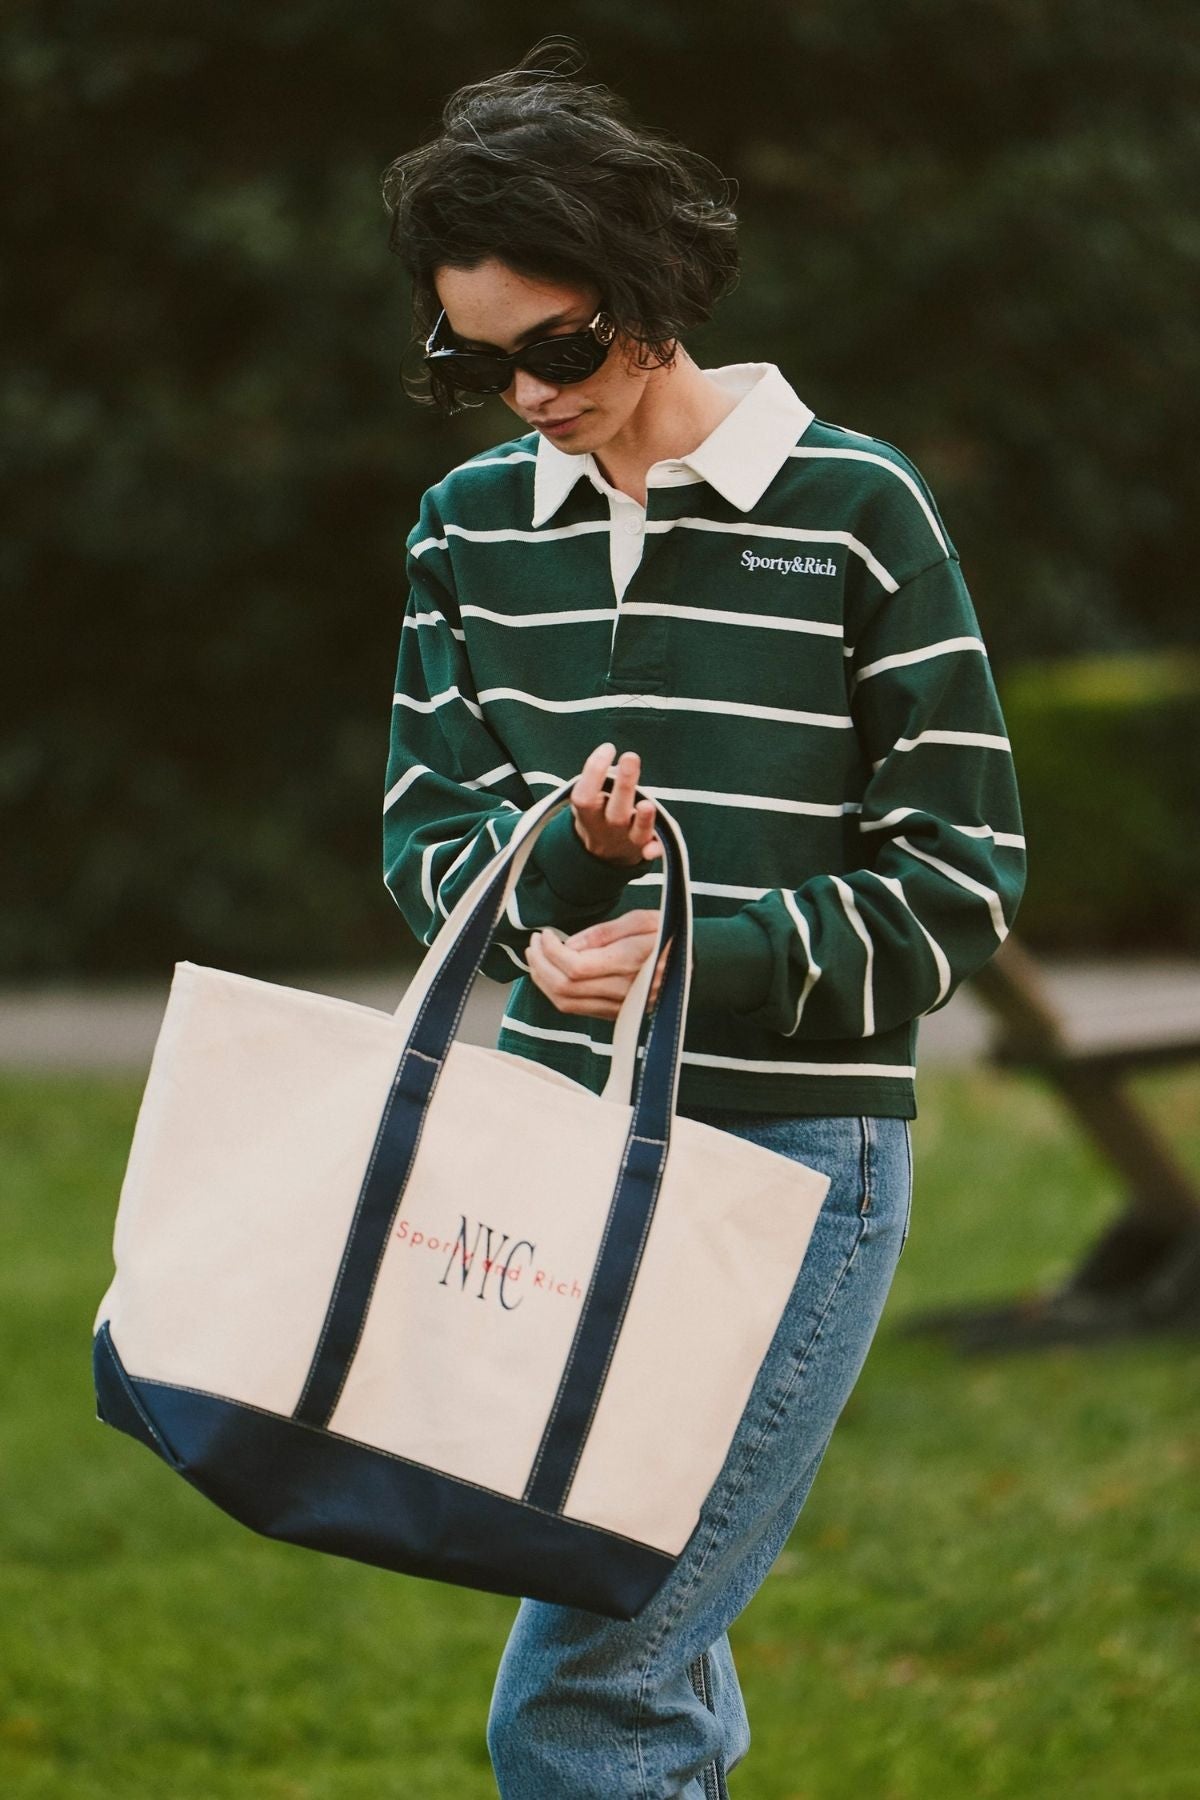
328, 1042, 631, 1496
563, 1118, 829, 1553
94, 963, 412, 1413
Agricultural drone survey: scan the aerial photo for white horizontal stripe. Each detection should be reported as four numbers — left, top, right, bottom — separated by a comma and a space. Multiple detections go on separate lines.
788, 446, 950, 558
627, 873, 773, 900
383, 761, 430, 814
498, 1015, 914, 1077
451, 520, 611, 547
654, 516, 899, 592
489, 696, 670, 719
420, 831, 464, 913
621, 601, 843, 639
505, 885, 527, 931
476, 688, 853, 731
459, 599, 843, 640
640, 783, 861, 820
868, 872, 952, 1008
895, 835, 1009, 939
461, 603, 615, 629
401, 607, 467, 642
417, 514, 898, 590
393, 684, 483, 721
499, 1015, 608, 1054
857, 806, 924, 833
495, 941, 531, 973
465, 761, 520, 792
384, 761, 520, 815
954, 826, 1026, 848
831, 875, 875, 1036
522, 769, 859, 820
425, 806, 520, 925
859, 807, 1025, 849
434, 836, 478, 918
478, 816, 530, 932
486, 815, 529, 934
679, 1051, 915, 1077
411, 520, 611, 558
525, 770, 574, 789
889, 729, 1011, 754
854, 637, 986, 684
781, 892, 822, 1035
437, 802, 521, 914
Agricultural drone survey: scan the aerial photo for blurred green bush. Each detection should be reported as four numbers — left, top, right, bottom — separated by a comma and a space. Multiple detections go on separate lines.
1000, 651, 1200, 953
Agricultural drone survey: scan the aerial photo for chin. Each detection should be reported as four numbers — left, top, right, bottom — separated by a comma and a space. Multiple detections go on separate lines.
557, 414, 609, 452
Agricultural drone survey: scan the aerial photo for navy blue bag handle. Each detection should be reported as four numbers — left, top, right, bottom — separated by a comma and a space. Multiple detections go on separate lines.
293, 779, 696, 1520
399, 775, 691, 1122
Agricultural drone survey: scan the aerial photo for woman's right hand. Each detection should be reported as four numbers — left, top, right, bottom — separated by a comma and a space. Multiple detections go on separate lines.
568, 742, 663, 868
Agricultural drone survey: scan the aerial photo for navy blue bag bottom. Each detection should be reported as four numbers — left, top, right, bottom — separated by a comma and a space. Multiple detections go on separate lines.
93, 1321, 675, 1620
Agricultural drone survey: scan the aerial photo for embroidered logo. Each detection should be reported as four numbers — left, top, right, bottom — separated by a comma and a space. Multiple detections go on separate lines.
394, 1214, 584, 1311
741, 549, 837, 576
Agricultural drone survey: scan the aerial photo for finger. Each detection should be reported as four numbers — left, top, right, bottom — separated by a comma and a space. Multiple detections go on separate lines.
555, 975, 640, 1004
630, 801, 663, 859
570, 742, 616, 813
525, 933, 566, 1004
538, 927, 657, 981
604, 749, 640, 828
528, 935, 637, 1006
526, 930, 559, 976
627, 798, 651, 842
566, 910, 662, 950
534, 928, 619, 979
529, 933, 630, 1000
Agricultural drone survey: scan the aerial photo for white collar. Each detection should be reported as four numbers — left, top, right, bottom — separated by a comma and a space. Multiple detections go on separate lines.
530, 362, 815, 528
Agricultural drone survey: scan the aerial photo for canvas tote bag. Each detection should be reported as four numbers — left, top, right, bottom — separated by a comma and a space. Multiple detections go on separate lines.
92, 777, 830, 1621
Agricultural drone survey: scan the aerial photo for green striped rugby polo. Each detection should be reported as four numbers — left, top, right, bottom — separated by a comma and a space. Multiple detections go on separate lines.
383, 361, 1026, 1118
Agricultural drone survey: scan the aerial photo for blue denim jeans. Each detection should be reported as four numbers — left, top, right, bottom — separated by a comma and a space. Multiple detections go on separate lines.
486, 1110, 913, 1799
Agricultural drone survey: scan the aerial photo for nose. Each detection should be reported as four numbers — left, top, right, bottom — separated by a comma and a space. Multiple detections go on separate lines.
511, 367, 560, 413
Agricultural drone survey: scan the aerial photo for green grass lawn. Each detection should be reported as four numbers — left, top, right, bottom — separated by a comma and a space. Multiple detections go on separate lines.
2, 1065, 1198, 1799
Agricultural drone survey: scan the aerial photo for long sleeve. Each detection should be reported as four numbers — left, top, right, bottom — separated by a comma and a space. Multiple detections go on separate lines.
687, 549, 1027, 1036
383, 506, 635, 984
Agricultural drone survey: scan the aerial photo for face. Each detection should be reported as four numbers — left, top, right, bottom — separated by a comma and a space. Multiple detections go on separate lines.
433, 258, 665, 454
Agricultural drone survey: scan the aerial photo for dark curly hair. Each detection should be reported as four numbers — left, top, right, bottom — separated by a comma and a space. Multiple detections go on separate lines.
380, 36, 741, 415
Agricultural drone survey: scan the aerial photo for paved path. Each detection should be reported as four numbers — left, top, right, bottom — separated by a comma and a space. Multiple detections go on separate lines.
3, 957, 1200, 1075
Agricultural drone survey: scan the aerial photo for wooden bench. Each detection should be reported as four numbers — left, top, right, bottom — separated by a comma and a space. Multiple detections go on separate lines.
902, 935, 1200, 1350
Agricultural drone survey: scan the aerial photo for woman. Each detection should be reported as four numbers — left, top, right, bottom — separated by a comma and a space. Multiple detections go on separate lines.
380, 38, 1025, 1799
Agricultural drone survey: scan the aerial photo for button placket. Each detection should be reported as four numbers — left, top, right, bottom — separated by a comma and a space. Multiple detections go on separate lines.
601, 482, 676, 694
606, 494, 647, 665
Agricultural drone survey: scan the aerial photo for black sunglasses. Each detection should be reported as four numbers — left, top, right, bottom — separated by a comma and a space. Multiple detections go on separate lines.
422, 306, 618, 395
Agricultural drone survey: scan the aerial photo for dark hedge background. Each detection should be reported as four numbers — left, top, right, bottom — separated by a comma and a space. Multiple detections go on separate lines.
5, 1, 1198, 979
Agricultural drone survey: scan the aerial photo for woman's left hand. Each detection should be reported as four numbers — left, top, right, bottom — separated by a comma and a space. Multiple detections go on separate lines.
525, 910, 689, 1019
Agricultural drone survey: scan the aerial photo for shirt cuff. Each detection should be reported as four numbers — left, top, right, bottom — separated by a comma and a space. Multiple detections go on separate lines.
688, 914, 775, 1016
527, 808, 638, 908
